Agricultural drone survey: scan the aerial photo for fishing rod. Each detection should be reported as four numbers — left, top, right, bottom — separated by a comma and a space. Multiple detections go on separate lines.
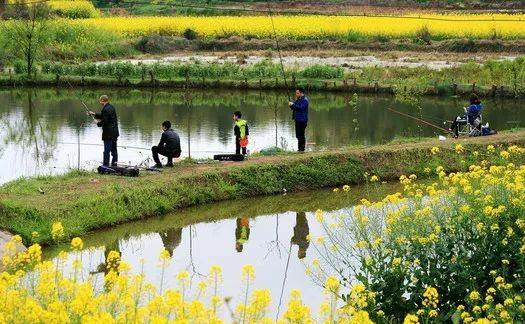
266, 2, 291, 103
387, 107, 449, 133
63, 79, 97, 122
57, 141, 230, 154
58, 141, 149, 151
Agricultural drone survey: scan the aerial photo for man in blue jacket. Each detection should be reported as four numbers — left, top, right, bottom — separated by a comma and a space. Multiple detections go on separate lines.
288, 87, 309, 152
88, 95, 119, 166
449, 94, 483, 138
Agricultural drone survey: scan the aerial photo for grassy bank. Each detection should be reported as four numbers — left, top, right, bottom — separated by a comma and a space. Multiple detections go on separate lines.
0, 74, 515, 98
2, 55, 525, 98
2, 130, 525, 245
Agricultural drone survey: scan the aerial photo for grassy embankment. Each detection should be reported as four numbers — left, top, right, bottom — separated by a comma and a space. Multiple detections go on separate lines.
2, 56, 525, 98
2, 130, 525, 245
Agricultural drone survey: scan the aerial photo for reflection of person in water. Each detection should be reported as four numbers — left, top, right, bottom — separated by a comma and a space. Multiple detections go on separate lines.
94, 238, 121, 276
235, 217, 250, 252
158, 228, 182, 257
291, 212, 310, 259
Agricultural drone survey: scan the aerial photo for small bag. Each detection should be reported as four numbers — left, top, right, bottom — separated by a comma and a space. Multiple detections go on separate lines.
239, 137, 249, 148
214, 154, 245, 161
98, 165, 140, 177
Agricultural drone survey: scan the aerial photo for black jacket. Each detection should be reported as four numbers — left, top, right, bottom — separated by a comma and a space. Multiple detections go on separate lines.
95, 103, 119, 141
159, 128, 181, 153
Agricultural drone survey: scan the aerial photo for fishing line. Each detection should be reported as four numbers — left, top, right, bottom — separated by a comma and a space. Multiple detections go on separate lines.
387, 107, 449, 132
57, 141, 228, 153
266, 2, 290, 102
275, 242, 292, 321
63, 79, 95, 121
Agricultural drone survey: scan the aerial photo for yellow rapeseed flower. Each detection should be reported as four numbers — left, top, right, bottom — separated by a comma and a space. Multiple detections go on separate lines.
51, 222, 65, 241
70, 237, 83, 250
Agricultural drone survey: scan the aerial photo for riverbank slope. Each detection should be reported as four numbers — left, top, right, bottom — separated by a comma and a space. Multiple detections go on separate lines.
2, 130, 525, 245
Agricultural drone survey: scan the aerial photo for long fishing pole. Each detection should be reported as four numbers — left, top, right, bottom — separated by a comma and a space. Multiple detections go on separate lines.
387, 107, 449, 133
64, 78, 97, 122
57, 141, 229, 154
266, 2, 291, 102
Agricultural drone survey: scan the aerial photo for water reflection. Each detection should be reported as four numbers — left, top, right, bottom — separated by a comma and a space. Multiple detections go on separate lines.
291, 212, 309, 260
235, 217, 250, 253
158, 228, 183, 257
43, 185, 399, 312
1, 88, 523, 183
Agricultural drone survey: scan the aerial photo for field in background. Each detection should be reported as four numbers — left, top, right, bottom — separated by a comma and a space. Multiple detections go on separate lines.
71, 14, 525, 40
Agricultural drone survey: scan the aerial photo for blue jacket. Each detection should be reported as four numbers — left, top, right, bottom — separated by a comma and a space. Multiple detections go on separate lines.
467, 103, 482, 124
291, 96, 309, 122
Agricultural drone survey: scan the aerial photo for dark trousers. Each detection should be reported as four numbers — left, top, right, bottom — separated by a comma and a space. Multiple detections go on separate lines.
235, 138, 247, 155
152, 146, 180, 165
103, 139, 118, 166
295, 121, 307, 152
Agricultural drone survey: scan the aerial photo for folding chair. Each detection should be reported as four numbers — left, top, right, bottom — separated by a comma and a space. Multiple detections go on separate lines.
457, 113, 482, 137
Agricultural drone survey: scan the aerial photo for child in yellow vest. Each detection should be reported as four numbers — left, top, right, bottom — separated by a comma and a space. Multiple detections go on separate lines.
233, 111, 249, 155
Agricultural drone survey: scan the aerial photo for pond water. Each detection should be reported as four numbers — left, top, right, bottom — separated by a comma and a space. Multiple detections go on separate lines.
43, 184, 398, 318
0, 87, 523, 184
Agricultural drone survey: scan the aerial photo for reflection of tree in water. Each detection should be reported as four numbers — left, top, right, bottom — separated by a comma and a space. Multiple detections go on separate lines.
158, 228, 182, 257
2, 91, 58, 165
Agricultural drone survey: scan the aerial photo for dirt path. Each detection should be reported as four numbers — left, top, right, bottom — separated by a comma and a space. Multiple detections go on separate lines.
98, 53, 516, 71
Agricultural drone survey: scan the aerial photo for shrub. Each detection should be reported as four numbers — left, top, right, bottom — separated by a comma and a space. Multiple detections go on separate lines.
414, 25, 432, 45
311, 145, 525, 323
299, 64, 344, 79
49, 0, 100, 19
183, 28, 198, 40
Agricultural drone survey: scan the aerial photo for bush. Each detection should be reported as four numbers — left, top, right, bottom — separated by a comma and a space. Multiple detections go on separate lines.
299, 64, 344, 79
414, 25, 432, 45
49, 0, 100, 19
245, 59, 281, 79
311, 144, 525, 323
13, 60, 26, 74
183, 28, 198, 40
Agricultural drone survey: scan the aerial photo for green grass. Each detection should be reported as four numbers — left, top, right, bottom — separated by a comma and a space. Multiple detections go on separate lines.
3, 130, 525, 245
2, 56, 523, 98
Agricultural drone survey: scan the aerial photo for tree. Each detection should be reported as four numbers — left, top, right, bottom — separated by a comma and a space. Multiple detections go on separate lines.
2, 1, 51, 78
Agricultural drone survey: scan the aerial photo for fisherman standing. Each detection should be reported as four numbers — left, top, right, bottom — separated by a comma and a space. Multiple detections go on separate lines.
152, 120, 181, 168
288, 87, 309, 152
88, 95, 119, 167
233, 111, 249, 156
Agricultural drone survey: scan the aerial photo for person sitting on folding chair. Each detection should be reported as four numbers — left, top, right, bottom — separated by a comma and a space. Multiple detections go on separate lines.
152, 120, 181, 168
449, 94, 483, 138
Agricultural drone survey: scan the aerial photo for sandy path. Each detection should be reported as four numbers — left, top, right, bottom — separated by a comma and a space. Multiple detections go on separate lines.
97, 54, 515, 71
